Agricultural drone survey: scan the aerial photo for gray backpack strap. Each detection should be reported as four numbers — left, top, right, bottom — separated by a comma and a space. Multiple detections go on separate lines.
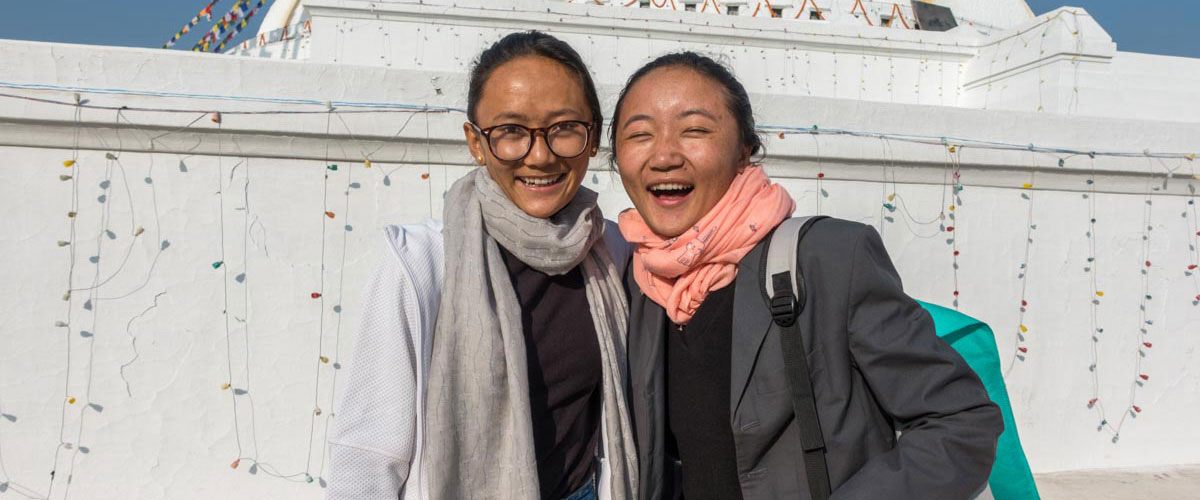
764, 217, 814, 305
762, 215, 831, 500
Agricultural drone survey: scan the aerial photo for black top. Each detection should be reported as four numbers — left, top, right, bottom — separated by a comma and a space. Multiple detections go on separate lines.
500, 247, 601, 500
667, 284, 744, 500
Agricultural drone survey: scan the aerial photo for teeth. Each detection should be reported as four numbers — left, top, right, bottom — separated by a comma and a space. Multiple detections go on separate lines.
520, 174, 563, 186
650, 183, 692, 191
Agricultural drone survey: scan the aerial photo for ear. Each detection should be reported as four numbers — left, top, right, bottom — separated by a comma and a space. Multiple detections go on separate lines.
589, 130, 601, 158
463, 122, 487, 165
737, 144, 752, 170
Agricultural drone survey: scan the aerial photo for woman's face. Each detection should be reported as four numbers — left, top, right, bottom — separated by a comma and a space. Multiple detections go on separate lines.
463, 55, 596, 219
614, 67, 749, 238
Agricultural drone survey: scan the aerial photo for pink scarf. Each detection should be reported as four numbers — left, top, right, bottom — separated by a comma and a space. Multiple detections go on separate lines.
619, 165, 795, 324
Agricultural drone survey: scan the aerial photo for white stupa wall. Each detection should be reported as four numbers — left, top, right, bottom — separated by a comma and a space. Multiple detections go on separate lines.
237, 0, 1200, 123
2, 0, 1200, 498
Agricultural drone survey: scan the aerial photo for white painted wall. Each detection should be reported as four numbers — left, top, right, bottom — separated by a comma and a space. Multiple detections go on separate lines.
1, 0, 1199, 497
239, 1, 1200, 123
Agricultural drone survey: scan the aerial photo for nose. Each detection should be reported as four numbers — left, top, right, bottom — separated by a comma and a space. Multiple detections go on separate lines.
524, 130, 555, 168
647, 134, 684, 172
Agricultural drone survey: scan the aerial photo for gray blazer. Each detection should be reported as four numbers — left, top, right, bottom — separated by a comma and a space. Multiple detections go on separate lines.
627, 218, 1003, 500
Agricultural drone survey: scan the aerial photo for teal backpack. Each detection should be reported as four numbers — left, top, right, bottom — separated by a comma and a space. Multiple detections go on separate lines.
918, 301, 1040, 500
764, 216, 1040, 500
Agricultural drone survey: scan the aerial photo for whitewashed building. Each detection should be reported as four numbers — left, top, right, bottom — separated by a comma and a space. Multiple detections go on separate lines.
1, 0, 1198, 498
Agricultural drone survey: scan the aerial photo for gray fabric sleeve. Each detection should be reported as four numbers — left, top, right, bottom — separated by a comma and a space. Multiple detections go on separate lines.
833, 225, 1003, 500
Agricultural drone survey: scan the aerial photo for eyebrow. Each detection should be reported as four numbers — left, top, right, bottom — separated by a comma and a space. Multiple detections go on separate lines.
546, 108, 585, 121
620, 108, 718, 129
678, 108, 718, 121
488, 108, 585, 124
620, 114, 652, 129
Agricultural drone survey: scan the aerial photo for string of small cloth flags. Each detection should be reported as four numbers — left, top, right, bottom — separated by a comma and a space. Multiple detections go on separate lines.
161, 0, 221, 48
161, 0, 270, 52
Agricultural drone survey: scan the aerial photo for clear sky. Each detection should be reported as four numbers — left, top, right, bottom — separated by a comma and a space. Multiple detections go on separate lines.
0, 1, 1195, 58
0, 1, 271, 52
1024, 0, 1198, 58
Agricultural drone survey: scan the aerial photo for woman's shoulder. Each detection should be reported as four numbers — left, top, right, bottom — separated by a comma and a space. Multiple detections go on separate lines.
381, 219, 443, 250
381, 219, 444, 258
794, 217, 879, 261
379, 219, 445, 291
806, 216, 871, 238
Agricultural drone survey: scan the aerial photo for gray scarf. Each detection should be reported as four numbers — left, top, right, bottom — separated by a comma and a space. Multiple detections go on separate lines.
424, 168, 637, 499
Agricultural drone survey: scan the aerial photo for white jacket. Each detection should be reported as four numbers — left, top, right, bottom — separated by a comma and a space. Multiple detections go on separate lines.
327, 219, 630, 500
327, 220, 443, 500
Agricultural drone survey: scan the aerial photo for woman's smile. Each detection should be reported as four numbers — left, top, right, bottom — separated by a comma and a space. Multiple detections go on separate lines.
646, 181, 695, 208
517, 172, 567, 190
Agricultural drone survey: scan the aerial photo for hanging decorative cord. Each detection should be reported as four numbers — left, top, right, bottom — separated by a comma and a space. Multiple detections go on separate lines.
1005, 152, 1038, 374
211, 113, 252, 476
2, 84, 1195, 163
877, 136, 953, 240
1083, 156, 1159, 442
812, 132, 826, 215
772, 126, 1195, 161
315, 110, 363, 486
220, 132, 312, 481
42, 98, 86, 500
96, 123, 168, 303
300, 108, 337, 486
238, 156, 263, 465
0, 82, 463, 114
59, 121, 125, 500
947, 145, 962, 309
66, 154, 150, 296
1186, 159, 1200, 306
216, 123, 332, 484
876, 136, 894, 237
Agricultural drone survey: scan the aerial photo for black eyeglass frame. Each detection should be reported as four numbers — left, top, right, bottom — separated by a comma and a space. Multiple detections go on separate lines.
469, 120, 595, 162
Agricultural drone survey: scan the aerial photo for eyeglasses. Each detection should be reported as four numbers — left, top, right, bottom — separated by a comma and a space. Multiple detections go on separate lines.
470, 120, 593, 162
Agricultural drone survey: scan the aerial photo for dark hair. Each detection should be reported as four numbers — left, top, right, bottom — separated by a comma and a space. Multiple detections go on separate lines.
467, 31, 602, 138
609, 51, 763, 160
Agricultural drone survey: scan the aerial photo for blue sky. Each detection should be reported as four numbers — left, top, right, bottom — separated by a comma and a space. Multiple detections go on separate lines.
1025, 0, 1197, 58
0, 1, 1195, 58
0, 1, 271, 51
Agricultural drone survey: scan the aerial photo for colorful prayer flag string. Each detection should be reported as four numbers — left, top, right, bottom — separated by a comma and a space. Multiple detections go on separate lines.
162, 1, 220, 49
193, 0, 250, 52
215, 0, 266, 53
215, 1, 253, 46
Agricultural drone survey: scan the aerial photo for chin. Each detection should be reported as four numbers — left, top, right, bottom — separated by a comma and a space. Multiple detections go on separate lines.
514, 194, 566, 219
522, 205, 559, 219
643, 215, 690, 239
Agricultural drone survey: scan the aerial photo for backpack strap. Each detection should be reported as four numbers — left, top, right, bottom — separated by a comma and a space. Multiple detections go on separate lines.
762, 215, 831, 500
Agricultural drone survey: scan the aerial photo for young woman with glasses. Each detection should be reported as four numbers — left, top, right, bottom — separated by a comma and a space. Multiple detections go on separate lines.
326, 31, 637, 500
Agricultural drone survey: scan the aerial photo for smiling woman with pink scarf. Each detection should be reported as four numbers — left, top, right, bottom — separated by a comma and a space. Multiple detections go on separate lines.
612, 52, 1002, 500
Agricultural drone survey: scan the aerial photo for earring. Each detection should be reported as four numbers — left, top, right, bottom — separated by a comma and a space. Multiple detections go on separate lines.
476, 156, 483, 163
